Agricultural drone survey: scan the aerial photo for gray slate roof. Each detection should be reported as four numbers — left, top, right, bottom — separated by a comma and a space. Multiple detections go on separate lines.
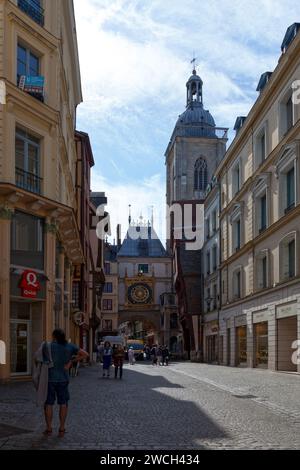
118, 226, 167, 258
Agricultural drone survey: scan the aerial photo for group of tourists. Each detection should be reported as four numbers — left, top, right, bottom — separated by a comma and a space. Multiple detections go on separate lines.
150, 344, 170, 366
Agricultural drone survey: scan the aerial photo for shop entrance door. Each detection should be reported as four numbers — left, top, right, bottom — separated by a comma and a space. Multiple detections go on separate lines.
10, 320, 31, 375
227, 328, 231, 366
254, 322, 268, 368
277, 316, 297, 372
236, 326, 247, 366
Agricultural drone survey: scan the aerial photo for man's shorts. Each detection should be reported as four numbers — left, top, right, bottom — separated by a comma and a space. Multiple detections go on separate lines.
45, 382, 70, 406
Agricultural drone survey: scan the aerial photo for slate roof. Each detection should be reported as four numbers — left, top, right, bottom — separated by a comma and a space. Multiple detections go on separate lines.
117, 226, 167, 258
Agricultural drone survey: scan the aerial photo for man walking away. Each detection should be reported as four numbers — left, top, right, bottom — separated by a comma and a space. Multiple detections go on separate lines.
162, 345, 170, 366
113, 344, 125, 379
41, 329, 88, 437
151, 345, 158, 366
157, 345, 163, 366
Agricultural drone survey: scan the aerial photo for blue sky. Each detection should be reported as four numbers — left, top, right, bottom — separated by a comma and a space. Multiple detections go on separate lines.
74, 0, 298, 241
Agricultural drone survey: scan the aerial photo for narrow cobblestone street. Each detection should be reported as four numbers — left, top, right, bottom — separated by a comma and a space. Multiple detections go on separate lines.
0, 362, 299, 450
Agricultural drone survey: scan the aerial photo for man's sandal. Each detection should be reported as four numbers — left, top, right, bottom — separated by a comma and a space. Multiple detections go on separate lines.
43, 429, 52, 436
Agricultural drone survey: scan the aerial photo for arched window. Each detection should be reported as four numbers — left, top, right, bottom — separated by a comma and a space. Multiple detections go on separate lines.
194, 157, 208, 191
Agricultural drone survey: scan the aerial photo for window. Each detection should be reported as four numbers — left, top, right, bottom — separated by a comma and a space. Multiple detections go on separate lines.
234, 219, 241, 251
17, 44, 39, 85
286, 167, 295, 212
212, 245, 217, 271
206, 251, 211, 275
205, 217, 210, 239
255, 126, 267, 167
232, 161, 241, 196
103, 299, 112, 311
104, 262, 110, 275
103, 319, 112, 331
276, 143, 298, 217
279, 90, 294, 137
255, 251, 269, 291
286, 96, 293, 132
170, 313, 178, 329
230, 204, 243, 255
233, 269, 241, 299
194, 157, 208, 192
11, 211, 44, 269
212, 210, 217, 232
138, 264, 149, 274
262, 256, 267, 289
260, 194, 267, 232
212, 284, 217, 310
288, 239, 295, 278
15, 127, 41, 194
103, 282, 113, 293
72, 282, 80, 309
18, 0, 45, 27
279, 233, 296, 282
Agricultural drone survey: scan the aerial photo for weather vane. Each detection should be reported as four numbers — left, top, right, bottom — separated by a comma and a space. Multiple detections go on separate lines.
191, 52, 197, 72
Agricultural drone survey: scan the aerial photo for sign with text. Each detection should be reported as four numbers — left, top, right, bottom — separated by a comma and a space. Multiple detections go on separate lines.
19, 270, 40, 299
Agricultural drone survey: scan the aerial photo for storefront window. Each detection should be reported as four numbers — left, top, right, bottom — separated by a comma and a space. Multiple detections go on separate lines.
236, 326, 247, 365
254, 322, 268, 368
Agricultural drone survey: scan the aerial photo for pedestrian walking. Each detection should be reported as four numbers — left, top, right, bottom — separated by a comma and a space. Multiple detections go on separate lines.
157, 345, 163, 366
162, 345, 170, 366
113, 344, 125, 379
102, 341, 113, 377
96, 342, 104, 363
128, 347, 135, 365
33, 328, 88, 438
151, 345, 158, 366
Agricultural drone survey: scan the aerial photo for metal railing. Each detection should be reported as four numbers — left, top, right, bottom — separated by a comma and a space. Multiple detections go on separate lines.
18, 0, 44, 27
15, 167, 42, 195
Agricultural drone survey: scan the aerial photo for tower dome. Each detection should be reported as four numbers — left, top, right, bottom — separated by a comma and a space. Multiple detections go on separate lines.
172, 69, 216, 138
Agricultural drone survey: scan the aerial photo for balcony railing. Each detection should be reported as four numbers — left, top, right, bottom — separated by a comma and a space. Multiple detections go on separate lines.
15, 167, 42, 195
18, 0, 44, 27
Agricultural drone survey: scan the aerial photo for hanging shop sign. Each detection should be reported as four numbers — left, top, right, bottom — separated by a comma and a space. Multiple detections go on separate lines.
19, 270, 41, 299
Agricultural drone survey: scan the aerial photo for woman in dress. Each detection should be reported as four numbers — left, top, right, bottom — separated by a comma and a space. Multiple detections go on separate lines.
102, 341, 113, 378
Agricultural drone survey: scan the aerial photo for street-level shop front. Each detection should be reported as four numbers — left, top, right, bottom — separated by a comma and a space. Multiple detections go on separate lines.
220, 293, 300, 373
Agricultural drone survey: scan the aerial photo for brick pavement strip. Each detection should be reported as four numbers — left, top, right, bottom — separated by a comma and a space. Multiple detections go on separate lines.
0, 362, 299, 450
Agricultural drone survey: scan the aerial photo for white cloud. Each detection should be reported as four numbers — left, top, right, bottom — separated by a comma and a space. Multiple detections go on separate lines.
74, 0, 298, 240
91, 170, 166, 243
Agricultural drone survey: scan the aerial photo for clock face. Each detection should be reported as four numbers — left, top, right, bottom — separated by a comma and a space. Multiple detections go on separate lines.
128, 283, 152, 304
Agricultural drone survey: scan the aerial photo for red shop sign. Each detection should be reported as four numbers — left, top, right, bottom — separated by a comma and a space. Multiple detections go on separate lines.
20, 270, 40, 299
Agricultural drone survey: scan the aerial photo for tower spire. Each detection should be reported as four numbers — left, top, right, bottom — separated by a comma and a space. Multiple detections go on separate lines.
128, 204, 132, 226
186, 54, 203, 108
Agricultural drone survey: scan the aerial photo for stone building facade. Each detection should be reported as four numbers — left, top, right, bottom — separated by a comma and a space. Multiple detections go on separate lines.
207, 23, 300, 372
0, 0, 87, 381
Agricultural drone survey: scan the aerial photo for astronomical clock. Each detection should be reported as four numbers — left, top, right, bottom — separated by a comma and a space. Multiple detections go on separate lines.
126, 276, 154, 308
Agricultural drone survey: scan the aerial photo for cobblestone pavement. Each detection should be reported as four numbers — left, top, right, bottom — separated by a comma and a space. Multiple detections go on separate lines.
0, 362, 299, 450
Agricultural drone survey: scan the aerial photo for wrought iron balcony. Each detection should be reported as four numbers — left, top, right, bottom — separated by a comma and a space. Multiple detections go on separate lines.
15, 167, 42, 195
18, 0, 44, 27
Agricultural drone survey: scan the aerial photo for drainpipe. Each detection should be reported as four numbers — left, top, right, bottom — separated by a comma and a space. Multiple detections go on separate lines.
217, 182, 222, 365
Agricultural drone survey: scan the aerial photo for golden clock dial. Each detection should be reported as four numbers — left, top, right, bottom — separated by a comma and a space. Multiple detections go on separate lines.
128, 283, 152, 304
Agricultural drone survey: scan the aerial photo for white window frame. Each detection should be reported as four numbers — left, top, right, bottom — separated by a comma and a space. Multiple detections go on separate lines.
229, 203, 244, 255
278, 84, 296, 139
279, 231, 298, 282
232, 266, 243, 300
276, 142, 299, 217
252, 173, 271, 237
254, 249, 270, 291
254, 121, 269, 169
232, 158, 242, 197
